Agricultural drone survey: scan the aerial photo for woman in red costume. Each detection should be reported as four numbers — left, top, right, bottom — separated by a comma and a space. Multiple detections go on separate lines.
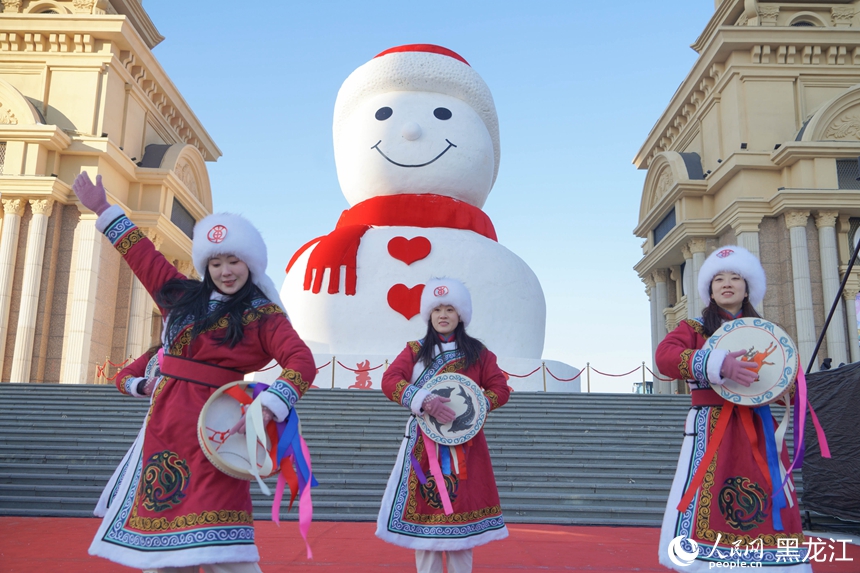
656, 246, 810, 572
72, 172, 316, 573
377, 278, 510, 573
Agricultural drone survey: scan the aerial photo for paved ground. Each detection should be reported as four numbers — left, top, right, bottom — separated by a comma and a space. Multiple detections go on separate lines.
1, 518, 858, 572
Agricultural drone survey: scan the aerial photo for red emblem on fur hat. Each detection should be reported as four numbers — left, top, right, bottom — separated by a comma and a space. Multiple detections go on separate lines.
207, 225, 227, 243
716, 248, 734, 258
434, 286, 449, 297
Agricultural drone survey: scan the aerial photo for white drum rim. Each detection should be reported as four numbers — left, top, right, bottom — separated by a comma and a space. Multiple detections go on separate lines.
417, 372, 488, 445
707, 318, 798, 406
197, 380, 278, 481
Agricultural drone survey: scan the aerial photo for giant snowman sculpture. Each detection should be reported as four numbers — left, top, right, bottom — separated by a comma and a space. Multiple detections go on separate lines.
271, 44, 578, 391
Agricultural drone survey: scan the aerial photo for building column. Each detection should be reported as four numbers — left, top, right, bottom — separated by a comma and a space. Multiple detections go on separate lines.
733, 219, 763, 314
681, 243, 694, 320
785, 211, 817, 367
60, 212, 102, 384
653, 269, 670, 394
9, 199, 54, 383
0, 198, 25, 378
644, 275, 658, 392
815, 212, 848, 366
844, 287, 860, 364
689, 238, 707, 318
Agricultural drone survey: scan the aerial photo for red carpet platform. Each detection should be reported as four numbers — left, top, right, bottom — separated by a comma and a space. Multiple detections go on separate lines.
1, 518, 857, 572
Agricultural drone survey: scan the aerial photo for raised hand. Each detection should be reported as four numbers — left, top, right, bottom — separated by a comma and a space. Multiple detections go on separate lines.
719, 350, 758, 387
423, 395, 456, 424
71, 171, 111, 215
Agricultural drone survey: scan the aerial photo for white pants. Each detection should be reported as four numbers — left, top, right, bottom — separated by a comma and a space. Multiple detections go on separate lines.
143, 563, 263, 573
415, 549, 473, 573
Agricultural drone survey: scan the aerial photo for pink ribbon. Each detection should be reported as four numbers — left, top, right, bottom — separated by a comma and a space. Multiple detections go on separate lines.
297, 435, 314, 559
783, 363, 831, 486
420, 428, 453, 515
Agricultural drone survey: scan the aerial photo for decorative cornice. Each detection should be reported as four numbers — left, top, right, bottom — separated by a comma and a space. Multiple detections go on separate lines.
635, 28, 860, 169
652, 269, 668, 284
2, 198, 25, 217
824, 113, 860, 140
758, 4, 779, 26
29, 198, 54, 217
785, 210, 810, 229
832, 6, 855, 27
688, 238, 707, 254
141, 227, 163, 250
815, 211, 838, 229
0, 103, 18, 125
174, 160, 198, 195
174, 259, 198, 279
681, 243, 692, 260
1, 0, 22, 14
643, 275, 655, 289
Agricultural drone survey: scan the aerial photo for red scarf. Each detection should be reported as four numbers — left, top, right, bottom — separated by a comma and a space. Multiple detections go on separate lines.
287, 194, 497, 296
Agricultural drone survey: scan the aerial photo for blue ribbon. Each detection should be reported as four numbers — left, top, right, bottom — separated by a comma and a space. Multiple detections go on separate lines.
755, 406, 785, 531
440, 445, 451, 475
275, 409, 318, 489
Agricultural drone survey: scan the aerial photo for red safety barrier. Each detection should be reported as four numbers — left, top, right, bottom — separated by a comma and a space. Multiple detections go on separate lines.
591, 366, 642, 378
315, 360, 332, 371
545, 366, 584, 382
502, 366, 541, 378
336, 360, 384, 373
645, 366, 674, 382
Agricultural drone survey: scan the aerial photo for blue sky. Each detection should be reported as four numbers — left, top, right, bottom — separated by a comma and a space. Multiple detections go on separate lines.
143, 1, 716, 392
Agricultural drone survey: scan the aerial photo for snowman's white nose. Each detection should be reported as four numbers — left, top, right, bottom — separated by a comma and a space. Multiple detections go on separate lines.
401, 122, 422, 141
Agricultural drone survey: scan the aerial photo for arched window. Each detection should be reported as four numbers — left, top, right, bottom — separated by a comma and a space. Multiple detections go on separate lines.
791, 21, 815, 27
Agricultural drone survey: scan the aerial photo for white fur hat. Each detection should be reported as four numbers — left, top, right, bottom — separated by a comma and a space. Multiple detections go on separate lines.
333, 44, 500, 185
697, 245, 766, 308
420, 277, 473, 328
192, 213, 284, 310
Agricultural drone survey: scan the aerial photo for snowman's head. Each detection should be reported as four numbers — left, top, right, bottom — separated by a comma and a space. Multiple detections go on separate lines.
333, 45, 500, 208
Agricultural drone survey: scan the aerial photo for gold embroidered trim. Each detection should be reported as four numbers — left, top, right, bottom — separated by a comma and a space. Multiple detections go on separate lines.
169, 304, 282, 355
128, 509, 253, 531
484, 390, 500, 411
279, 368, 309, 396
116, 228, 145, 256
119, 375, 134, 395
392, 379, 410, 404
679, 349, 694, 380
408, 340, 421, 355
684, 319, 705, 336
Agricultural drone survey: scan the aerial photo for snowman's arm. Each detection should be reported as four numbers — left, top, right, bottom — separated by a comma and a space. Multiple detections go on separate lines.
478, 349, 510, 412
256, 310, 317, 422
656, 320, 725, 385
382, 343, 430, 415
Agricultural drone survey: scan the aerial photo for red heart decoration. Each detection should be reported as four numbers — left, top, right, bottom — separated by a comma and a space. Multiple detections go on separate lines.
387, 284, 425, 320
388, 236, 431, 265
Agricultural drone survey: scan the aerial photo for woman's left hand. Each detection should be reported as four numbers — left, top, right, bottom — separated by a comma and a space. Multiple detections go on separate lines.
227, 406, 274, 437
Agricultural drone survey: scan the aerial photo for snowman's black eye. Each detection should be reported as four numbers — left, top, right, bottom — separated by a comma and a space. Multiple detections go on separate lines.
375, 107, 393, 121
434, 107, 452, 120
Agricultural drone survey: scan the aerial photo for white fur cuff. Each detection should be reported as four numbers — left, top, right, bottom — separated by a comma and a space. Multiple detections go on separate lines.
95, 204, 126, 233
410, 388, 431, 416
258, 391, 289, 423
707, 348, 728, 386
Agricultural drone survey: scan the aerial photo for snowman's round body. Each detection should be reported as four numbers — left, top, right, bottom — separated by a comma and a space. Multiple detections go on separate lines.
281, 225, 546, 358
279, 45, 548, 361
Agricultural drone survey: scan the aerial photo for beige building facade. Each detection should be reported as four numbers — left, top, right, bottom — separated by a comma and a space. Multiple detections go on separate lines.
0, 0, 219, 384
634, 0, 860, 394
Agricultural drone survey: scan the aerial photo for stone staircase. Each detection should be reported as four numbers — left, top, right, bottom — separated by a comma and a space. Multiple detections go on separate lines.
0, 383, 824, 528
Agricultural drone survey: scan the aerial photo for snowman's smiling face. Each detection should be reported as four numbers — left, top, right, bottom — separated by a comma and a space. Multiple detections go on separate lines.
335, 91, 495, 208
